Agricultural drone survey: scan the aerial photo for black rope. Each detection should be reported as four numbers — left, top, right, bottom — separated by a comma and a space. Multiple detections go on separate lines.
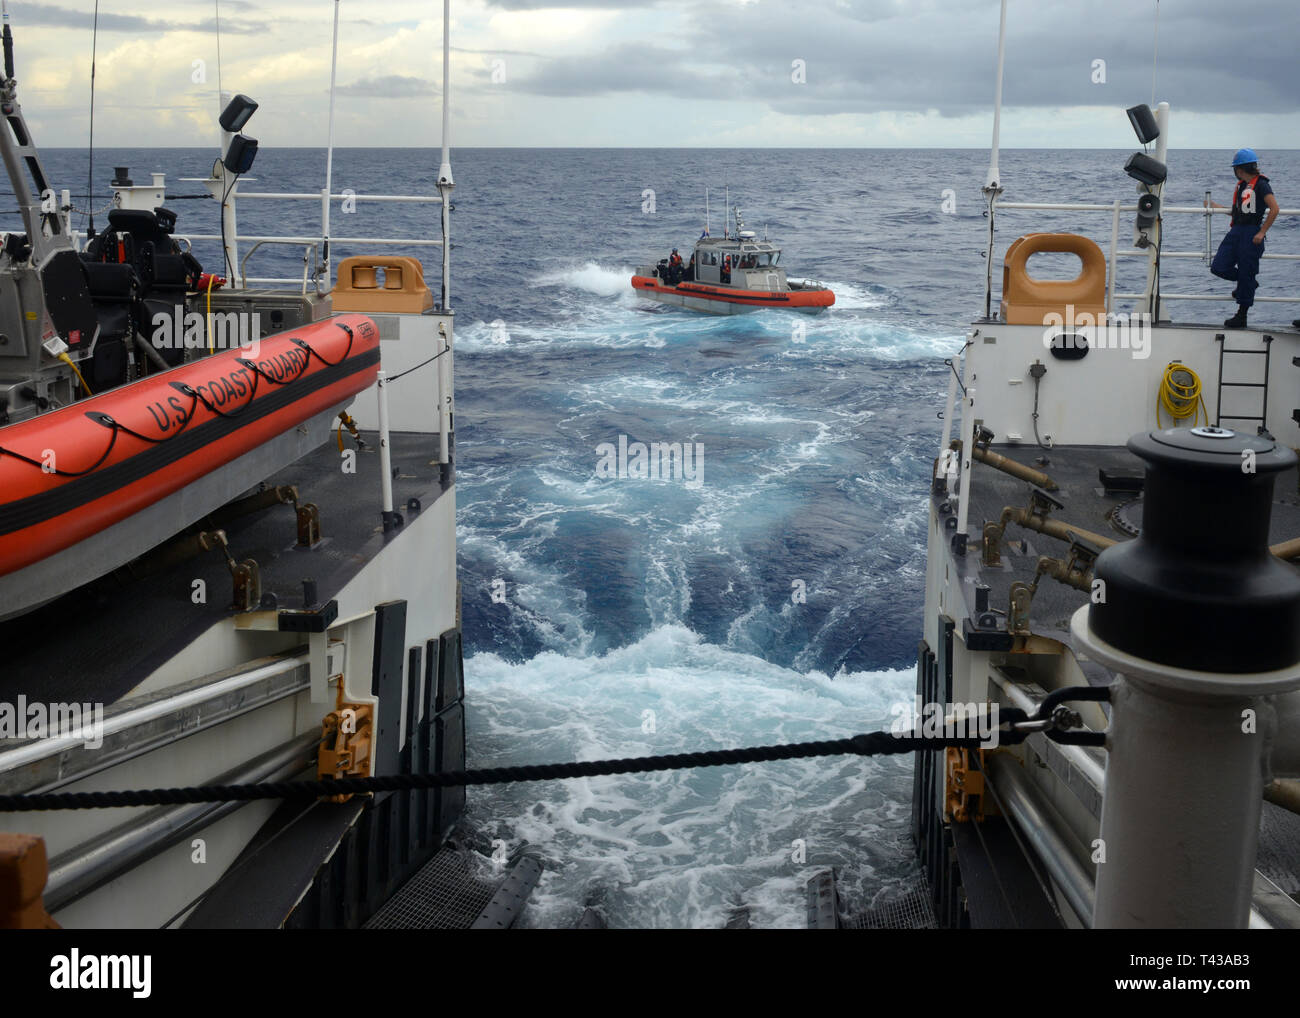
288, 321, 354, 369
0, 689, 1108, 813
0, 425, 120, 477
90, 388, 201, 444
0, 333, 341, 478
237, 346, 312, 387
0, 731, 989, 813
183, 371, 261, 421
385, 344, 449, 382
944, 357, 967, 397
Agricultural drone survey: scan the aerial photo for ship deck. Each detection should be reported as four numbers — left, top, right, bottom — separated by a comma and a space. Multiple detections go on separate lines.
963, 443, 1300, 640
0, 430, 452, 708
953, 441, 1300, 907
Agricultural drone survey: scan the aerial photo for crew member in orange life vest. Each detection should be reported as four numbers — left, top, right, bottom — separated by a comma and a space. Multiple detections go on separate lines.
1207, 149, 1279, 328
668, 248, 683, 284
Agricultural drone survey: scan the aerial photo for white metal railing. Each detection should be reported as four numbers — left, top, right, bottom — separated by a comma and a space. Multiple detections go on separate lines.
994, 199, 1300, 308
181, 184, 445, 292
238, 192, 441, 204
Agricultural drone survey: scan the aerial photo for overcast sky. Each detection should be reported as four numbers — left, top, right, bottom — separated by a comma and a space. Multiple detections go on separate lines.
11, 0, 1300, 150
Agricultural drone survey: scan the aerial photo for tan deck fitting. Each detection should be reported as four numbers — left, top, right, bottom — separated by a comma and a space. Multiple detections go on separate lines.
0, 833, 59, 929
1000, 232, 1107, 326
332, 255, 434, 313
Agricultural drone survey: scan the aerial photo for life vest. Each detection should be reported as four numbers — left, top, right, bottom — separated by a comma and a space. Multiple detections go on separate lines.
1231, 174, 1267, 227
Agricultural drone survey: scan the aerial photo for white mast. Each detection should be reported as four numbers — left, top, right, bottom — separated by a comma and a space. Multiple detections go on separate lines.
437, 0, 454, 310
322, 0, 341, 288
982, 0, 1008, 319
985, 0, 1007, 191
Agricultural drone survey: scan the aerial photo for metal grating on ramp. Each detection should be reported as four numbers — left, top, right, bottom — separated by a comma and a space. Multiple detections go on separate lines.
364, 842, 503, 930
845, 877, 937, 930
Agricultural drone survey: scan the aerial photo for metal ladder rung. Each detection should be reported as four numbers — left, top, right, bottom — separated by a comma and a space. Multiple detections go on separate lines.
1214, 333, 1273, 429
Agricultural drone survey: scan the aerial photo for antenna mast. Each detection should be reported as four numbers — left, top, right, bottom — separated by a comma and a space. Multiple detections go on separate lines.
1150, 0, 1160, 106
86, 0, 100, 239
323, 0, 341, 287
437, 0, 454, 310
981, 0, 1008, 319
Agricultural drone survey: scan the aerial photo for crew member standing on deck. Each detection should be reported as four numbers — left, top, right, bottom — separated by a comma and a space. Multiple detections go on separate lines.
668, 248, 683, 284
1207, 149, 1279, 328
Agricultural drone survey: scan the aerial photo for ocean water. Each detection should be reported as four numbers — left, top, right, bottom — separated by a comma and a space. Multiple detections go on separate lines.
20, 144, 1300, 928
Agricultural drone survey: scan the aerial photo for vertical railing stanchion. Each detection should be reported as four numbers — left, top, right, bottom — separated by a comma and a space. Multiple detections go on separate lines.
377, 370, 397, 530
1204, 190, 1213, 267
1108, 199, 1120, 314
437, 327, 450, 464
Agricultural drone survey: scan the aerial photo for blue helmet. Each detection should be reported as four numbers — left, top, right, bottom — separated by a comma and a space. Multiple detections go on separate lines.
1232, 148, 1258, 166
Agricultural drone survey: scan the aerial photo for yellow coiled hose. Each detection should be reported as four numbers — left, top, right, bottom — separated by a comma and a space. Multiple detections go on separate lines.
1157, 362, 1207, 428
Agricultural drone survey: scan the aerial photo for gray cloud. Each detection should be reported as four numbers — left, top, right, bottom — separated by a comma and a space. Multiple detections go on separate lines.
483, 0, 663, 7
337, 75, 438, 98
496, 0, 1300, 119
9, 1, 262, 34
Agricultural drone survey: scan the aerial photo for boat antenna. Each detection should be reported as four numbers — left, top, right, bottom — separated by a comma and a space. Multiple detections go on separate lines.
323, 0, 341, 286
215, 0, 224, 114
705, 187, 710, 236
984, 0, 1006, 193
437, 0, 454, 310
2, 1, 14, 83
1150, 0, 1160, 106
86, 0, 99, 240
724, 185, 729, 240
981, 0, 1008, 320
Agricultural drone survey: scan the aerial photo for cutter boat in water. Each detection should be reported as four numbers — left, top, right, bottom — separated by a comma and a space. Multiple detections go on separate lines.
632, 206, 834, 315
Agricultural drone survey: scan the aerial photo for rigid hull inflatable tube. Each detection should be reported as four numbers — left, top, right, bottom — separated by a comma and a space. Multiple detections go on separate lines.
0, 313, 381, 578
630, 275, 835, 309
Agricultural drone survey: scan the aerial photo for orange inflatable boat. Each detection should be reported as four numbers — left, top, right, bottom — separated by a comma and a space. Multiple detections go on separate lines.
0, 313, 380, 577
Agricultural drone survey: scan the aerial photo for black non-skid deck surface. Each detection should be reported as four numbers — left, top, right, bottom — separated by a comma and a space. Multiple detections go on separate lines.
964, 443, 1300, 640
952, 818, 1064, 928
184, 798, 365, 929
0, 431, 450, 707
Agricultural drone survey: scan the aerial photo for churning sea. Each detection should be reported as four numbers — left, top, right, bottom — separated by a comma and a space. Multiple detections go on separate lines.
30, 145, 1300, 927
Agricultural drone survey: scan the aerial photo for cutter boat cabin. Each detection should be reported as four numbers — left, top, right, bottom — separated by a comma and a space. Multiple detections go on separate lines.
632, 207, 834, 315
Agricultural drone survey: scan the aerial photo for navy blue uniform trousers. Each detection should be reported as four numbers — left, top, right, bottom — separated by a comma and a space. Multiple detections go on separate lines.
1211, 223, 1265, 308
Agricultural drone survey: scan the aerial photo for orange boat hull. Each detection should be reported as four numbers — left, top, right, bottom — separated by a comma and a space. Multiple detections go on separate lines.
0, 313, 381, 577
631, 275, 834, 313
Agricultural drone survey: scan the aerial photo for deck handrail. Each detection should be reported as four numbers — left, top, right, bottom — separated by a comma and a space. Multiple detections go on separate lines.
993, 198, 1300, 308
